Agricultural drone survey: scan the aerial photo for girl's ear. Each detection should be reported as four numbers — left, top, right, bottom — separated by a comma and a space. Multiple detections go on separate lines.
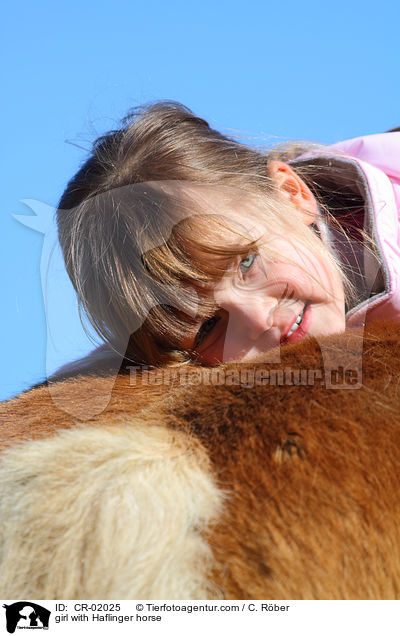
268, 160, 318, 225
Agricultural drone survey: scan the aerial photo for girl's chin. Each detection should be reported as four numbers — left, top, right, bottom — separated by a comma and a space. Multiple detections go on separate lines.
309, 319, 346, 339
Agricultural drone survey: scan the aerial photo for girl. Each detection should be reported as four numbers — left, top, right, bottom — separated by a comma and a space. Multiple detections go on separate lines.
56, 101, 400, 369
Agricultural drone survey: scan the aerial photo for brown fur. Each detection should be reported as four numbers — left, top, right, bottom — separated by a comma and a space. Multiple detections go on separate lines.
1, 321, 400, 598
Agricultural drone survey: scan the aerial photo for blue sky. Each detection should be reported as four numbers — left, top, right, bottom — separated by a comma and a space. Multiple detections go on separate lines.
2, 0, 400, 400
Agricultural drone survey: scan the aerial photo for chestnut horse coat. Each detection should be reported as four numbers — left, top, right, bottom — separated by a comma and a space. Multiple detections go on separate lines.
0, 321, 400, 599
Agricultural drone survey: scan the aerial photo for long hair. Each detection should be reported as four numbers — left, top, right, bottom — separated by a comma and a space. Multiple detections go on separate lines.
57, 101, 353, 367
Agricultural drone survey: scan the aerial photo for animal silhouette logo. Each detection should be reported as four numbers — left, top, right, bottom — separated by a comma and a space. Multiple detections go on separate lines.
14, 187, 370, 423
2, 602, 50, 633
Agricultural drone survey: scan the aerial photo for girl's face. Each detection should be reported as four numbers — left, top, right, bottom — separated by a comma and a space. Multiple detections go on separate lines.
178, 166, 346, 365
185, 232, 346, 365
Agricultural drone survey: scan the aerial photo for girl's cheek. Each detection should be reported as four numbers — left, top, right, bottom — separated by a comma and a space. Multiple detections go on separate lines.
196, 338, 226, 365
194, 322, 228, 365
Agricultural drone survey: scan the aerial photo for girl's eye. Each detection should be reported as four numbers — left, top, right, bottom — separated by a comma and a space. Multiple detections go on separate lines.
194, 315, 221, 349
239, 252, 256, 275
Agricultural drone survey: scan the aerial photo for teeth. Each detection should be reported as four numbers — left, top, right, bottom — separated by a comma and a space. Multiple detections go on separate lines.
287, 306, 305, 337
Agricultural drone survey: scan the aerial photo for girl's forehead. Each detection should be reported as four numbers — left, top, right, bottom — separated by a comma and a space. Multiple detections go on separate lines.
146, 180, 289, 245
157, 181, 259, 221
191, 185, 260, 218
177, 185, 269, 239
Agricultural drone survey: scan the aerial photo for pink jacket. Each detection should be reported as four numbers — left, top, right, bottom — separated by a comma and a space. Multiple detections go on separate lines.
293, 133, 400, 327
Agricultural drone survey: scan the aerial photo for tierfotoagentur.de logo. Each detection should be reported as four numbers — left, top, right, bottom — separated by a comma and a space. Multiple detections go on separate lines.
14, 193, 371, 420
2, 603, 51, 633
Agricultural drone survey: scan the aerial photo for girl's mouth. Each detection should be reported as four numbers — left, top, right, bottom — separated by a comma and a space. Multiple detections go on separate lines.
280, 301, 312, 344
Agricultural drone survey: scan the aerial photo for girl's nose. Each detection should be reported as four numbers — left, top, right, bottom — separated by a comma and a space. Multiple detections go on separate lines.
223, 297, 278, 341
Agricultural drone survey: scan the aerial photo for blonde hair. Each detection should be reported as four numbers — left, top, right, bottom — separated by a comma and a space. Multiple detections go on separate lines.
57, 101, 356, 367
